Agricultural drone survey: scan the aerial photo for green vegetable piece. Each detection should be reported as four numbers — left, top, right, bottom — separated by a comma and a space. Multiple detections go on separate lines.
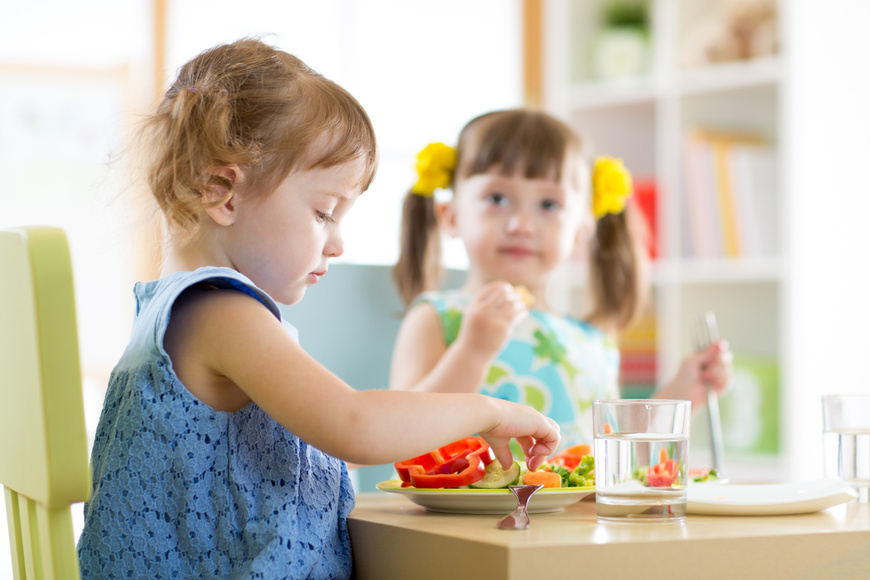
568, 474, 588, 487
469, 460, 521, 489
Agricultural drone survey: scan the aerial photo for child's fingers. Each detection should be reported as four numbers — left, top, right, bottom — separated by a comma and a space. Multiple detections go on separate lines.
489, 439, 515, 472
476, 280, 513, 303
527, 418, 560, 456
526, 454, 546, 472
514, 432, 559, 472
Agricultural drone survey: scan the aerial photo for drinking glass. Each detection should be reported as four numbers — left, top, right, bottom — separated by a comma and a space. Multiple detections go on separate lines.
822, 394, 870, 502
593, 399, 691, 522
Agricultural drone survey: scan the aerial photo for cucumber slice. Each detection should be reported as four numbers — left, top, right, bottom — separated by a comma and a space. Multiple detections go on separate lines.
470, 460, 521, 489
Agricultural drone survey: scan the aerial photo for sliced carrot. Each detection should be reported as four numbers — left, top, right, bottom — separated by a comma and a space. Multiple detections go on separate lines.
522, 470, 562, 488
659, 447, 669, 464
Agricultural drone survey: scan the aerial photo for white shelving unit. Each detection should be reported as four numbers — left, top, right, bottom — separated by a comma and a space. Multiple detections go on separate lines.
544, 0, 870, 480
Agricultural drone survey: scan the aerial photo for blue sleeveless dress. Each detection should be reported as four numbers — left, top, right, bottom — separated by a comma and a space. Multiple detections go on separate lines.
77, 267, 355, 579
418, 290, 620, 448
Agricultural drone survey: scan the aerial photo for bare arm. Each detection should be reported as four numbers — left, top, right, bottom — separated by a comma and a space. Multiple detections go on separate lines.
168, 289, 558, 470
390, 281, 527, 394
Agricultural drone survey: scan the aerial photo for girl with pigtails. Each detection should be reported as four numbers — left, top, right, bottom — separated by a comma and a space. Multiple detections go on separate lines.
390, 109, 732, 448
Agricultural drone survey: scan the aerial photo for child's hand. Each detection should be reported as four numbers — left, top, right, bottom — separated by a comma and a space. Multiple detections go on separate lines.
658, 340, 733, 410
456, 281, 528, 361
478, 398, 561, 472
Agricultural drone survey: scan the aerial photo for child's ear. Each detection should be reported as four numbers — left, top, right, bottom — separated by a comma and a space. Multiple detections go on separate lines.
202, 166, 244, 226
434, 200, 458, 237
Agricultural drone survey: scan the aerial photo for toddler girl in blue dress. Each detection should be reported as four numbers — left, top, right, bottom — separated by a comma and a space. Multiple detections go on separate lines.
76, 40, 560, 579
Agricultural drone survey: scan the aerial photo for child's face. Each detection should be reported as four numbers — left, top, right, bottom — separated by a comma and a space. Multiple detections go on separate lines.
227, 158, 367, 305
444, 168, 592, 288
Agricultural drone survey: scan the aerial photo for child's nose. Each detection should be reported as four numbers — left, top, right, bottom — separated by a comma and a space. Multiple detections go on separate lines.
505, 212, 535, 236
325, 229, 344, 258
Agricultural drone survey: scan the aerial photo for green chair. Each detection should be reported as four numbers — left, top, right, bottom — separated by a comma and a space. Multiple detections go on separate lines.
0, 226, 89, 580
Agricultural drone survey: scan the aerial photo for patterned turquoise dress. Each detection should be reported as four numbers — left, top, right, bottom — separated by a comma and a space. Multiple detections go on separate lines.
418, 290, 620, 448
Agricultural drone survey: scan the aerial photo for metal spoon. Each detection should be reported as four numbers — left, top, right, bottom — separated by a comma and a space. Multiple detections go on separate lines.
693, 311, 727, 482
497, 484, 544, 530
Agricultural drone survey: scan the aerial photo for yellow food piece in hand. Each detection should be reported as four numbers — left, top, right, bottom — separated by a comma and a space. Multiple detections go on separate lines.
514, 285, 535, 307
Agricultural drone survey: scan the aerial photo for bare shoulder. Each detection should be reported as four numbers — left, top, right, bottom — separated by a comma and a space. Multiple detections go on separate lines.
164, 286, 288, 411
394, 301, 446, 348
389, 301, 447, 390
165, 286, 283, 350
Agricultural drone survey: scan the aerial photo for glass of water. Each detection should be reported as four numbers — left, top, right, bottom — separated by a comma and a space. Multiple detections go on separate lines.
593, 399, 691, 522
822, 394, 870, 502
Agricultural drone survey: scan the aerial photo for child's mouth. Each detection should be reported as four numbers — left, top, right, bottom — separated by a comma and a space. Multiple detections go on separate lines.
500, 247, 535, 258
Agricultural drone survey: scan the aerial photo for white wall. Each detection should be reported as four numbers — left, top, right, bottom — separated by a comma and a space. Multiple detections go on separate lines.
781, 0, 870, 481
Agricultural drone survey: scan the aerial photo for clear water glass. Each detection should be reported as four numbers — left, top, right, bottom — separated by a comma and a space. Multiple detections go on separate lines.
822, 394, 870, 503
593, 399, 691, 522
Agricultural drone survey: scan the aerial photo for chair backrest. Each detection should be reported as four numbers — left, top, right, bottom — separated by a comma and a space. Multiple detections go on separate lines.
0, 226, 89, 580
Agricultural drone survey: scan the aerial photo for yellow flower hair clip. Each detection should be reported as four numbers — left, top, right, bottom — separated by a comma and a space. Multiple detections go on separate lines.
592, 157, 633, 218
411, 142, 457, 197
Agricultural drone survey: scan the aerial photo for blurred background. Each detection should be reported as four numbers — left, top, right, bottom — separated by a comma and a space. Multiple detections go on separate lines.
3, 0, 870, 571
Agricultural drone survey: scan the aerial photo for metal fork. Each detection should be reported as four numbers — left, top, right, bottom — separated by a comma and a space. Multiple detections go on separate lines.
693, 311, 727, 481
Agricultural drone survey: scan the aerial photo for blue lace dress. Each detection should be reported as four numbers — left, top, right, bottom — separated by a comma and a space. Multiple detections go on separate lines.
418, 290, 620, 448
77, 267, 355, 579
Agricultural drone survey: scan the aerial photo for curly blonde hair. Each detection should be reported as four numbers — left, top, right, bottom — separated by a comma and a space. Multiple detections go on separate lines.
139, 38, 378, 242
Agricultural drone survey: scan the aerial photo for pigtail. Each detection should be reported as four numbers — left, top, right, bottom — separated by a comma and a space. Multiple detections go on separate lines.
393, 191, 442, 306
586, 202, 649, 331
586, 156, 650, 332
393, 142, 457, 306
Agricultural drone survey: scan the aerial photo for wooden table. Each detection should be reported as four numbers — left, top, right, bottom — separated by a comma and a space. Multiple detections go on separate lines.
348, 493, 870, 580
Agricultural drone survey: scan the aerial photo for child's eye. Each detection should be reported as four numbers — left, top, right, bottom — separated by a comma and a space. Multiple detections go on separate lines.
315, 211, 335, 224
541, 199, 561, 212
486, 193, 508, 207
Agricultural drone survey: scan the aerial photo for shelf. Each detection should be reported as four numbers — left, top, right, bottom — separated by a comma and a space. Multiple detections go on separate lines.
563, 76, 658, 111
562, 257, 783, 288
652, 257, 784, 285
677, 57, 783, 97
559, 56, 782, 112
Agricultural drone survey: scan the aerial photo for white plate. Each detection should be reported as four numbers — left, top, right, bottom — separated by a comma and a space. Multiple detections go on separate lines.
377, 480, 594, 514
686, 479, 858, 516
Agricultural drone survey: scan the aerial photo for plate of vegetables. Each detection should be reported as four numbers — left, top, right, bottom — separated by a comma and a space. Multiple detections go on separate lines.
377, 437, 595, 514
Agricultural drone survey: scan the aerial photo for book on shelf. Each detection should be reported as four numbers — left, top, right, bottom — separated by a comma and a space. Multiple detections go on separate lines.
619, 309, 657, 399
632, 178, 658, 260
681, 129, 779, 260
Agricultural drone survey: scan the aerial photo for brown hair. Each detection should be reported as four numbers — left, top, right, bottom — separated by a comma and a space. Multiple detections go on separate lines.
587, 203, 648, 331
139, 38, 377, 241
394, 108, 646, 330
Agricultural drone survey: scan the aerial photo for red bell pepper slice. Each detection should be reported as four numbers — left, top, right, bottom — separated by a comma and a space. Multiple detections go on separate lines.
548, 444, 591, 470
647, 458, 678, 487
394, 436, 496, 489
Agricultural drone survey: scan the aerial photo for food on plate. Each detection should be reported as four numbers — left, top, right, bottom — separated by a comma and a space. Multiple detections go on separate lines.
394, 436, 495, 489
690, 468, 720, 483
632, 448, 683, 488
547, 444, 591, 470
513, 284, 535, 307
521, 470, 562, 488
470, 460, 521, 489
393, 437, 595, 490
536, 453, 595, 487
